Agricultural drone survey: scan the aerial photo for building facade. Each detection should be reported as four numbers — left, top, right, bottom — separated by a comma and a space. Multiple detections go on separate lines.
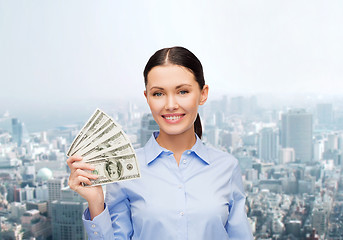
281, 109, 313, 163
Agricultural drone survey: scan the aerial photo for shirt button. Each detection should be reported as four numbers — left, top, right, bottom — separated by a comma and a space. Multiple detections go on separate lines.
178, 185, 182, 189
94, 232, 98, 235
183, 160, 187, 164
180, 211, 184, 216
91, 224, 96, 228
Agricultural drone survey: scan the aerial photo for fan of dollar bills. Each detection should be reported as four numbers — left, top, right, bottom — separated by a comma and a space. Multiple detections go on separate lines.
67, 109, 140, 186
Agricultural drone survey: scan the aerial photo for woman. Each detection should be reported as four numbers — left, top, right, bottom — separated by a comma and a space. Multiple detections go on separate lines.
67, 46, 253, 239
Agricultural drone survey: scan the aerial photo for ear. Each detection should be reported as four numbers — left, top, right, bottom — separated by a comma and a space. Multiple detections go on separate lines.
144, 90, 148, 101
199, 85, 209, 105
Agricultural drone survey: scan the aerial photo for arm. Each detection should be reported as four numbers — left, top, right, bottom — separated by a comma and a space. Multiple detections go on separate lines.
225, 164, 253, 240
82, 182, 133, 240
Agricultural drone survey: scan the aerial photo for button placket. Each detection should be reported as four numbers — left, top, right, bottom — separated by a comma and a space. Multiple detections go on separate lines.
181, 151, 192, 166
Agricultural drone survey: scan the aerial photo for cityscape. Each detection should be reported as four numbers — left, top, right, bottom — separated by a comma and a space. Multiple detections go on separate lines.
1, 94, 343, 240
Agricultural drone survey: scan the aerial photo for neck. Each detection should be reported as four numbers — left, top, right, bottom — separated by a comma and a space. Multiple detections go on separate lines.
156, 129, 196, 164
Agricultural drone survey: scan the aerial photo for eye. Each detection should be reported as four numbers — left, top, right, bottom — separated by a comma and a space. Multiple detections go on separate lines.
179, 90, 189, 95
152, 92, 163, 97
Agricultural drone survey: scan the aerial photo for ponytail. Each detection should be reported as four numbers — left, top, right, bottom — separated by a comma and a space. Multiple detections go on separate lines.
194, 113, 202, 139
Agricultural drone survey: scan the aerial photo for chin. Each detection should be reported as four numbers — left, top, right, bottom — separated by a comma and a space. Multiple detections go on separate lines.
159, 126, 194, 137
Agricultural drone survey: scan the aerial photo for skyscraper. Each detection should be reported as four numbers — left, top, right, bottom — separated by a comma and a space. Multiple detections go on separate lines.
281, 109, 313, 163
11, 118, 23, 146
48, 178, 64, 203
312, 207, 326, 236
140, 113, 159, 147
258, 127, 279, 163
47, 178, 64, 217
51, 187, 88, 240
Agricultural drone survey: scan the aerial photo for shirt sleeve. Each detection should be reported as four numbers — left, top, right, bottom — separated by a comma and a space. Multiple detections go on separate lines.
82, 182, 133, 240
225, 163, 254, 240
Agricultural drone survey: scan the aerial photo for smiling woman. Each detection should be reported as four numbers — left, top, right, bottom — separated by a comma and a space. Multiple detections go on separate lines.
67, 46, 253, 240
144, 64, 208, 163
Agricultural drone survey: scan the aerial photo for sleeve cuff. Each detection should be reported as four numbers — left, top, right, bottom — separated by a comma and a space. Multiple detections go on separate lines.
82, 203, 115, 239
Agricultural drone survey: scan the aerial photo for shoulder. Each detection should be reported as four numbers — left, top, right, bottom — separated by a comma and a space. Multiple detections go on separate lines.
206, 144, 237, 162
134, 147, 146, 164
202, 143, 239, 169
134, 146, 144, 155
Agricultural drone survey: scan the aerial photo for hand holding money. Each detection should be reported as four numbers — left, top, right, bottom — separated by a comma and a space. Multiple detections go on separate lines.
66, 109, 141, 187
67, 155, 106, 220
67, 156, 103, 200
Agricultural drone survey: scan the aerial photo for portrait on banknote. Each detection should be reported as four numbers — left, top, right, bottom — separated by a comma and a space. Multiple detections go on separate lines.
104, 159, 122, 180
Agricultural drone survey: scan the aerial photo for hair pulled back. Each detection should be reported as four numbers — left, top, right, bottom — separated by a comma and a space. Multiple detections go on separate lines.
143, 46, 205, 139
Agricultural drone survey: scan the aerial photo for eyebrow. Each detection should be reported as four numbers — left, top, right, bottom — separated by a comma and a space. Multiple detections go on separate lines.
149, 84, 192, 91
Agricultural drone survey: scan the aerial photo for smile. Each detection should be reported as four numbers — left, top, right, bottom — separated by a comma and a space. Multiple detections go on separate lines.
162, 114, 185, 122
165, 115, 182, 120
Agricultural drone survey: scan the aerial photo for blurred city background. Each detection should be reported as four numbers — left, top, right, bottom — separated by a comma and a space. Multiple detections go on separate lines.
1, 0, 342, 239
1, 94, 343, 239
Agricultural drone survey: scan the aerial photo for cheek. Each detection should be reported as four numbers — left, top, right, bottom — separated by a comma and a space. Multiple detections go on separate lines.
148, 99, 164, 113
178, 96, 200, 112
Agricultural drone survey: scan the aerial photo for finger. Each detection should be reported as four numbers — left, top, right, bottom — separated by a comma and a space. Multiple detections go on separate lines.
68, 175, 93, 190
75, 168, 99, 180
77, 175, 93, 186
67, 156, 83, 169
67, 155, 82, 163
71, 161, 95, 171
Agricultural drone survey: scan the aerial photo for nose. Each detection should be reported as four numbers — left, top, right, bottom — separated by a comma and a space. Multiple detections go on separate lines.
165, 95, 179, 110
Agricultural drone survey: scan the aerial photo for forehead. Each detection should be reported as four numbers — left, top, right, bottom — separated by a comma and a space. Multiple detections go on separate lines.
147, 65, 197, 87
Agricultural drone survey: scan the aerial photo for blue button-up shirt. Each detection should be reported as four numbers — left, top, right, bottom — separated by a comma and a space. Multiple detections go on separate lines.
83, 132, 253, 239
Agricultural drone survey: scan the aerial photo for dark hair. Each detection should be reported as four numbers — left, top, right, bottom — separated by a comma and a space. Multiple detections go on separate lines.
143, 46, 205, 138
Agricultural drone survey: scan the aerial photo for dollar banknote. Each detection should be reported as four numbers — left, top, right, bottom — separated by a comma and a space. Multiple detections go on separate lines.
84, 154, 140, 186
67, 109, 140, 186
76, 130, 129, 157
67, 109, 101, 156
83, 143, 135, 161
68, 110, 120, 156
71, 118, 114, 155
73, 123, 122, 157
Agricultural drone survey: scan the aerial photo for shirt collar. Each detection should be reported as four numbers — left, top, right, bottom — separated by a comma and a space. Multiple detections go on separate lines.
144, 131, 211, 165
191, 134, 211, 165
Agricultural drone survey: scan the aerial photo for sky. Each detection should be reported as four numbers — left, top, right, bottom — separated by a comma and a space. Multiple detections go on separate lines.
1, 0, 343, 130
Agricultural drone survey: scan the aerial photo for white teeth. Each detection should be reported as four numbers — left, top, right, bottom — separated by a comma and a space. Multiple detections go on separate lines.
165, 115, 182, 120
